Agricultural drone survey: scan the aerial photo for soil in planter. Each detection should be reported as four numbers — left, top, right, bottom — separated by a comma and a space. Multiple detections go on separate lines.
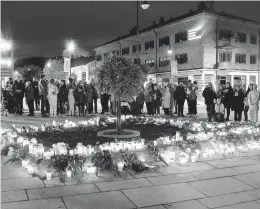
22, 123, 179, 149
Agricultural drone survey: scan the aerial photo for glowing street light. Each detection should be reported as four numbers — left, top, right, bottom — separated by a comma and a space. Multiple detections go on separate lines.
0, 58, 12, 67
168, 49, 173, 55
67, 41, 75, 52
46, 61, 51, 68
141, 1, 150, 10
0, 39, 12, 51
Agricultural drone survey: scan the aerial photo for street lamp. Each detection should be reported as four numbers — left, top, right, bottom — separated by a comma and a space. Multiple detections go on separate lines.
140, 1, 150, 10
168, 48, 173, 55
66, 41, 76, 76
0, 39, 12, 51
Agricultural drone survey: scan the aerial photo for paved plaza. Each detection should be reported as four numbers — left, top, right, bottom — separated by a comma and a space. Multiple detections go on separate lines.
2, 153, 260, 209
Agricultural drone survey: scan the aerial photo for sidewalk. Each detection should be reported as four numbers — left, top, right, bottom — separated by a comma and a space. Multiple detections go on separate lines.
2, 153, 260, 209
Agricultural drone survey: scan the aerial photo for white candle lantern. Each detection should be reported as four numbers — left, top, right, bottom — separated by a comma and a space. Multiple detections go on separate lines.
87, 166, 97, 175
27, 164, 35, 174
176, 131, 180, 141
17, 137, 24, 144
154, 140, 158, 146
53, 120, 56, 126
117, 162, 124, 172
69, 150, 74, 155
22, 160, 27, 167
46, 171, 52, 181
191, 155, 197, 162
41, 125, 45, 131
66, 169, 72, 178
96, 117, 100, 125
29, 143, 34, 154
124, 142, 132, 151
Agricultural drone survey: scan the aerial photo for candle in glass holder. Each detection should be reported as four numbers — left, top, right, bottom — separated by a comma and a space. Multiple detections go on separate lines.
27, 164, 35, 174
66, 169, 72, 178
69, 150, 74, 155
41, 125, 45, 131
154, 140, 158, 146
191, 155, 197, 162
117, 162, 124, 172
46, 171, 52, 181
176, 131, 180, 141
29, 144, 34, 154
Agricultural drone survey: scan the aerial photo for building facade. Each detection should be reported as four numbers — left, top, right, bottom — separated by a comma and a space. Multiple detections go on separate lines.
94, 10, 260, 91
71, 60, 95, 83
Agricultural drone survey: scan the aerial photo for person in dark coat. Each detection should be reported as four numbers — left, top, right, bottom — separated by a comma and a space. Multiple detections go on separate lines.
6, 77, 15, 113
243, 83, 253, 121
91, 83, 98, 114
38, 75, 49, 117
58, 80, 67, 115
222, 82, 233, 121
175, 81, 186, 117
13, 76, 25, 115
25, 81, 34, 116
202, 82, 216, 122
75, 82, 86, 116
86, 84, 93, 114
152, 84, 162, 115
136, 90, 145, 114
186, 80, 192, 116
32, 79, 40, 110
101, 93, 109, 114
232, 85, 244, 121
173, 84, 178, 114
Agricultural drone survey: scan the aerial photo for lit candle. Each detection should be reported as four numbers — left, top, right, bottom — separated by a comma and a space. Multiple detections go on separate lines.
27, 164, 35, 175
29, 144, 34, 154
117, 162, 124, 172
176, 131, 180, 141
191, 155, 197, 162
87, 166, 97, 175
46, 171, 52, 181
96, 117, 100, 125
66, 169, 72, 178
154, 140, 158, 146
69, 150, 74, 155
22, 160, 26, 168
41, 125, 45, 131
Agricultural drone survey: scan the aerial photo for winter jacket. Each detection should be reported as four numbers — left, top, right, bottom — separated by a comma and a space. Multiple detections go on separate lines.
39, 79, 48, 96
202, 87, 216, 105
32, 81, 39, 98
222, 87, 233, 107
189, 89, 198, 100
215, 103, 225, 114
248, 90, 260, 111
85, 86, 93, 103
136, 93, 145, 105
162, 90, 171, 108
13, 80, 25, 98
75, 86, 85, 104
175, 85, 186, 101
58, 85, 68, 101
144, 89, 152, 103
25, 85, 34, 100
232, 90, 244, 111
91, 85, 98, 99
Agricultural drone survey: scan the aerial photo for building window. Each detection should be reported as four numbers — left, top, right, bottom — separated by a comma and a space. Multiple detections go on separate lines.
219, 51, 232, 62
159, 57, 170, 67
219, 29, 233, 40
250, 55, 257, 64
96, 55, 102, 61
175, 32, 187, 44
112, 50, 119, 55
175, 53, 188, 64
104, 52, 109, 59
145, 41, 154, 50
133, 58, 141, 64
235, 53, 246, 64
132, 44, 141, 53
250, 35, 257, 44
159, 36, 170, 47
145, 59, 155, 67
122, 47, 130, 55
235, 32, 246, 43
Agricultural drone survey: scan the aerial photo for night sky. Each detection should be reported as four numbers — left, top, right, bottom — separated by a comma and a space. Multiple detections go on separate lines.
1, 1, 260, 58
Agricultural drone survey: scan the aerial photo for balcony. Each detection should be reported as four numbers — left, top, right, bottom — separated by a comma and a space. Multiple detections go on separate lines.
218, 38, 237, 50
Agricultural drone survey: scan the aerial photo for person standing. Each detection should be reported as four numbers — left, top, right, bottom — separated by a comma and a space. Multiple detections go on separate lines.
169, 84, 175, 115
186, 80, 192, 116
58, 80, 67, 115
248, 84, 260, 123
32, 78, 40, 111
173, 84, 178, 114
222, 82, 233, 121
214, 98, 225, 122
175, 81, 186, 117
216, 84, 224, 103
38, 75, 49, 117
202, 82, 216, 122
25, 81, 34, 116
136, 90, 145, 114
232, 85, 244, 122
101, 93, 109, 114
13, 76, 25, 115
189, 84, 199, 117
67, 78, 76, 116
6, 77, 15, 113
162, 86, 171, 115
144, 85, 153, 115
153, 84, 162, 116
48, 79, 59, 117
75, 82, 86, 116
244, 83, 253, 121
91, 83, 98, 114
86, 84, 93, 114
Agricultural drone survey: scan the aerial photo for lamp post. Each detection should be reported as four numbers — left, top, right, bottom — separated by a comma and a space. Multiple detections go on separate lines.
67, 41, 75, 76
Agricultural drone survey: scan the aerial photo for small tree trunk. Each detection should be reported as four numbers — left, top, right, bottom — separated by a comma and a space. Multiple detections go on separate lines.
116, 98, 121, 134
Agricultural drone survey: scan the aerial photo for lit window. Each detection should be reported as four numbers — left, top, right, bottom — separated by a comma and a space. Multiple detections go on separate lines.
250, 55, 257, 64
235, 53, 246, 64
175, 53, 188, 64
159, 57, 170, 67
145, 59, 155, 67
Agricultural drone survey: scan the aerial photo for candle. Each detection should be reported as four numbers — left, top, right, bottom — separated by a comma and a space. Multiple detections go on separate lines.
53, 121, 56, 126
191, 155, 197, 162
66, 170, 72, 178
140, 158, 145, 162
87, 166, 97, 175
117, 162, 124, 172
69, 150, 74, 155
176, 131, 180, 141
96, 117, 100, 125
22, 160, 26, 167
41, 125, 45, 131
46, 171, 52, 181
154, 140, 158, 146
27, 164, 35, 174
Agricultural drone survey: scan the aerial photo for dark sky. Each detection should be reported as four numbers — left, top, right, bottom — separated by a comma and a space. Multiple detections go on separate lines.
1, 1, 260, 58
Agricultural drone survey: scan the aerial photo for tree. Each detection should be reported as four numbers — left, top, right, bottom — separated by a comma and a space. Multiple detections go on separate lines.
15, 65, 42, 81
95, 55, 148, 134
43, 59, 78, 81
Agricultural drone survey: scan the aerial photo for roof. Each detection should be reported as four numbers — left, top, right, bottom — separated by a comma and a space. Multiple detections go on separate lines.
96, 9, 260, 49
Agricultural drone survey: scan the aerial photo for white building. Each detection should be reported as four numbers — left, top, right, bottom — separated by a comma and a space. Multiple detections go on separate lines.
94, 5, 260, 91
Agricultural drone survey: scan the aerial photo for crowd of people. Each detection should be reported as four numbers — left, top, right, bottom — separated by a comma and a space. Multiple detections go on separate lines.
1, 76, 259, 123
203, 82, 259, 123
